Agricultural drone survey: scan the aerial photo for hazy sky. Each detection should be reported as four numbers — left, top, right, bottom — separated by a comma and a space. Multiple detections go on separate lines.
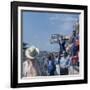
22, 11, 80, 52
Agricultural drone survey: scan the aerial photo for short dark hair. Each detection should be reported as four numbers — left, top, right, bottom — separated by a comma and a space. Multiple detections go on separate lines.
64, 52, 68, 57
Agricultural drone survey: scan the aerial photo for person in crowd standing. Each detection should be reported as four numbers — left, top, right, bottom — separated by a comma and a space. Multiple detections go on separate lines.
60, 52, 71, 75
42, 56, 49, 76
47, 53, 56, 76
55, 55, 60, 75
23, 46, 41, 77
71, 40, 79, 56
70, 28, 79, 74
71, 30, 77, 43
60, 36, 66, 54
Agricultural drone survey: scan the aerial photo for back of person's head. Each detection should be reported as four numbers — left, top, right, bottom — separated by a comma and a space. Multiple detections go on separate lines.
48, 54, 52, 60
64, 52, 68, 58
48, 53, 54, 60
56, 55, 58, 58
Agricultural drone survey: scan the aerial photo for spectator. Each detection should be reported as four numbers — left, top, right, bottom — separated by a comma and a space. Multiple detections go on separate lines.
60, 52, 71, 75
55, 55, 60, 75
71, 42, 78, 56
47, 54, 56, 75
23, 46, 41, 77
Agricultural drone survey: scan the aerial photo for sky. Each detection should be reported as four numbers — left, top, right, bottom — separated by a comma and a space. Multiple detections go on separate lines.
22, 11, 80, 52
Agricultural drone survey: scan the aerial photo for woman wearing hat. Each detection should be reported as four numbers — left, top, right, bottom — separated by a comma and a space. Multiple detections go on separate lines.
23, 46, 41, 77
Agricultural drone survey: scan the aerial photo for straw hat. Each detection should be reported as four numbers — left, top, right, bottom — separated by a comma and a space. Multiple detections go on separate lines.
25, 46, 39, 59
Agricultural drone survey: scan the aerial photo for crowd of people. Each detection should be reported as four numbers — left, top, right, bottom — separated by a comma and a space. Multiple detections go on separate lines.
22, 23, 79, 77
47, 30, 79, 75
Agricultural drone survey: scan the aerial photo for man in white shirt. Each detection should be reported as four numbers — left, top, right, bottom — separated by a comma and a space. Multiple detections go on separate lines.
60, 52, 71, 75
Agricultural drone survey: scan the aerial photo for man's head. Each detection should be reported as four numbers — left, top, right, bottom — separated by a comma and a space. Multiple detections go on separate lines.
64, 52, 68, 58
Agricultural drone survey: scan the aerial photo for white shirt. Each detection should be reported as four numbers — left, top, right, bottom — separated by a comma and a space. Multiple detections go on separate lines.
60, 56, 71, 68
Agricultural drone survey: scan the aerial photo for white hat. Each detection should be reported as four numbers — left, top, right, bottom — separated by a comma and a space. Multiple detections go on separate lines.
25, 46, 39, 59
